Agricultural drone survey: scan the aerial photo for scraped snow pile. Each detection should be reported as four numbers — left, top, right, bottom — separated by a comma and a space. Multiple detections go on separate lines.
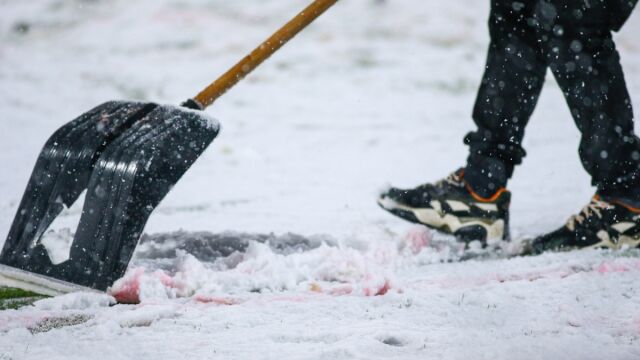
110, 227, 436, 303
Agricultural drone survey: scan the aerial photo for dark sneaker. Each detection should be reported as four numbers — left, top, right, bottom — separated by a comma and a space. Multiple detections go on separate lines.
377, 169, 510, 243
526, 196, 640, 255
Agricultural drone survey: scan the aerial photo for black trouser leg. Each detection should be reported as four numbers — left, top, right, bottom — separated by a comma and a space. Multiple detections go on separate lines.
465, 0, 640, 203
464, 0, 547, 197
541, 11, 640, 204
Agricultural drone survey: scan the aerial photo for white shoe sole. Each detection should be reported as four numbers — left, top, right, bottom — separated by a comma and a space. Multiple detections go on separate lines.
585, 230, 640, 250
378, 197, 505, 240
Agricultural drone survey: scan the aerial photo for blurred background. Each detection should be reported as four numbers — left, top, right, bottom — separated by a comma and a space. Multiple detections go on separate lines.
0, 0, 639, 242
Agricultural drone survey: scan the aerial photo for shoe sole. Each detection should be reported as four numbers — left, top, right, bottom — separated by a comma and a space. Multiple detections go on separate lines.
584, 230, 640, 250
377, 197, 504, 241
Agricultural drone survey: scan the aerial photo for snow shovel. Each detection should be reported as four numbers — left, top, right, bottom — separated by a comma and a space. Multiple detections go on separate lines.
0, 0, 339, 295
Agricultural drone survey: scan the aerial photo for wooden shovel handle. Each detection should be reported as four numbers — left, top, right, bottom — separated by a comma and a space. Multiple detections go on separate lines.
192, 0, 339, 109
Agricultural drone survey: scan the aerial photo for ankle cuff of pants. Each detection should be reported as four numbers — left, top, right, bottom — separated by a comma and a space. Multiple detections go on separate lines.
463, 132, 524, 176
464, 154, 509, 198
596, 167, 640, 206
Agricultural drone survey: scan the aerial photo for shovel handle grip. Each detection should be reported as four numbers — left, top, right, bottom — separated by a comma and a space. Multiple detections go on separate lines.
191, 0, 339, 109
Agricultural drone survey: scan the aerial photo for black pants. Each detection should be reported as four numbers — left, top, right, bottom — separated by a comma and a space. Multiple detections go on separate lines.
464, 0, 640, 203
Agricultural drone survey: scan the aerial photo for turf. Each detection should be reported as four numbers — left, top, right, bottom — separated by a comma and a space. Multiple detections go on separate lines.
0, 287, 48, 310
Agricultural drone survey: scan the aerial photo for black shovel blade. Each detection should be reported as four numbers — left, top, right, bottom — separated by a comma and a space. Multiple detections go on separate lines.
1, 103, 219, 291
63, 105, 219, 290
1, 101, 156, 267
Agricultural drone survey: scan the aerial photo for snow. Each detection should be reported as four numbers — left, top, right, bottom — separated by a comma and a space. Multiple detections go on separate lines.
164, 104, 221, 131
33, 293, 116, 311
1, 0, 640, 358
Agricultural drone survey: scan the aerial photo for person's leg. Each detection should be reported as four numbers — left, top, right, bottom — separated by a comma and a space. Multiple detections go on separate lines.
527, 0, 640, 254
539, 0, 640, 206
378, 1, 546, 242
464, 0, 548, 197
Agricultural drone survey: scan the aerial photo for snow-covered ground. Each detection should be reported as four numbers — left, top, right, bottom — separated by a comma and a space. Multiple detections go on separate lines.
1, 0, 640, 358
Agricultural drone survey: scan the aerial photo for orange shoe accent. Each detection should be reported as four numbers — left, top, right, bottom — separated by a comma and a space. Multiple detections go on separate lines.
466, 184, 507, 203
617, 201, 640, 213
594, 194, 640, 213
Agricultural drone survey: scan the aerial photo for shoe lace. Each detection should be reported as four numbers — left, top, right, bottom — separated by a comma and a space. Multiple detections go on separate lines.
566, 198, 612, 231
435, 169, 464, 188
